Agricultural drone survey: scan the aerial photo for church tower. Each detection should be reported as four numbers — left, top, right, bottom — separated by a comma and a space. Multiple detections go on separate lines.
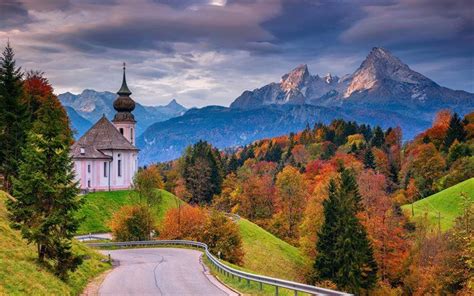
113, 63, 136, 145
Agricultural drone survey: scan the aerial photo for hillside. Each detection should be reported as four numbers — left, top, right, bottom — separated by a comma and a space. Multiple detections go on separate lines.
402, 178, 474, 231
77, 189, 182, 234
237, 218, 309, 282
0, 191, 110, 295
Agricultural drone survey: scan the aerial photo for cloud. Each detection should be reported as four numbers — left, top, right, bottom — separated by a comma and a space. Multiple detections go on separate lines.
0, 0, 472, 106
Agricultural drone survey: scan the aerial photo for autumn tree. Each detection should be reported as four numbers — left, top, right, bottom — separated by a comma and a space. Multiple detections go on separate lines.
160, 205, 207, 240
109, 204, 157, 241
409, 143, 446, 197
182, 141, 223, 204
0, 42, 28, 192
8, 95, 82, 279
133, 165, 164, 206
273, 166, 307, 241
313, 169, 378, 293
201, 210, 244, 264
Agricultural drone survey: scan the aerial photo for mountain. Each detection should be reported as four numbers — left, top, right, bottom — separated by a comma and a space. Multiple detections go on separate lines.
137, 47, 474, 165
59, 90, 187, 138
64, 106, 93, 138
137, 104, 429, 164
230, 47, 473, 121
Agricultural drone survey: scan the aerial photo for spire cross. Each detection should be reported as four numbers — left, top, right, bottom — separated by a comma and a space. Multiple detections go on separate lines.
123, 62, 126, 71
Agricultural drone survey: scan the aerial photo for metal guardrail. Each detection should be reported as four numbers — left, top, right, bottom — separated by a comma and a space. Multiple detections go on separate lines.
86, 240, 350, 296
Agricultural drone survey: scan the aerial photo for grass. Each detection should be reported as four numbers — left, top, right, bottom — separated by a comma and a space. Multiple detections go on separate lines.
237, 218, 310, 283
0, 191, 111, 295
76, 189, 182, 234
402, 178, 474, 231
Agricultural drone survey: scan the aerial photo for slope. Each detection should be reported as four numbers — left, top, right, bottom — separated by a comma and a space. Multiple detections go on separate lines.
77, 189, 182, 234
0, 191, 110, 295
402, 178, 474, 231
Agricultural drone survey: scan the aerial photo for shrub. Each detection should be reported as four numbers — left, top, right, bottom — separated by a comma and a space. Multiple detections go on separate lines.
109, 205, 157, 241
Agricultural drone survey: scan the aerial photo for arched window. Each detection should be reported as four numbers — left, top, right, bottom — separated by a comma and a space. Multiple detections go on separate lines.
117, 154, 122, 177
119, 128, 124, 135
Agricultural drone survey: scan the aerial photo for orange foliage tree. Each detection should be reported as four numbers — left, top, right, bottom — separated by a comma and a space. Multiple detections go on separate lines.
109, 204, 157, 241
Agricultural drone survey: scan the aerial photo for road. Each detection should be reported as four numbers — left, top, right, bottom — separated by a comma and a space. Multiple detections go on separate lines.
98, 248, 238, 296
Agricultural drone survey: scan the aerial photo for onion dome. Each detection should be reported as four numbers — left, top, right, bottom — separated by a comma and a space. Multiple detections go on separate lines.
113, 63, 136, 122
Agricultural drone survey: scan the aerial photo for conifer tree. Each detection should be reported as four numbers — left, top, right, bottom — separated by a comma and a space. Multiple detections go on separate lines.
0, 42, 28, 192
8, 95, 82, 279
363, 148, 376, 169
313, 168, 378, 293
443, 113, 466, 151
370, 126, 385, 148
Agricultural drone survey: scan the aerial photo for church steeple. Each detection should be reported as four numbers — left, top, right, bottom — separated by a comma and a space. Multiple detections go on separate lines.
113, 63, 136, 123
117, 63, 132, 96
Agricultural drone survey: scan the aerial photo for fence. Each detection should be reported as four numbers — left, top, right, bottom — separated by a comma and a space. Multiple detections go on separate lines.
86, 239, 351, 296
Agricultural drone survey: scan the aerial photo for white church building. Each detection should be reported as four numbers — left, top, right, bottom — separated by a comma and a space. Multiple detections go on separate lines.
71, 65, 139, 192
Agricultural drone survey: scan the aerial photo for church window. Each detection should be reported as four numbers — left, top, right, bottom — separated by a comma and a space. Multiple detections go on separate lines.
87, 180, 91, 187
80, 147, 85, 154
119, 128, 124, 135
104, 162, 107, 177
131, 128, 134, 144
87, 164, 91, 173
118, 160, 122, 177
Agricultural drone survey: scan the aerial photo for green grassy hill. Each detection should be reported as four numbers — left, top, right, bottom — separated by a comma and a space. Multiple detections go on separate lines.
237, 218, 309, 282
77, 189, 182, 234
0, 191, 110, 295
402, 178, 474, 231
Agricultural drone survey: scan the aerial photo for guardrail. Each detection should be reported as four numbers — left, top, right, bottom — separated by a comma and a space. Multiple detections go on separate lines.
86, 240, 350, 296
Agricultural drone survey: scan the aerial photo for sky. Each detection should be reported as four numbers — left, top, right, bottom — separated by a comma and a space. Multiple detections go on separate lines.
0, 0, 473, 107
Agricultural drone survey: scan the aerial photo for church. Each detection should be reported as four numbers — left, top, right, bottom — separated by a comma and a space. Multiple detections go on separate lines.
71, 65, 139, 192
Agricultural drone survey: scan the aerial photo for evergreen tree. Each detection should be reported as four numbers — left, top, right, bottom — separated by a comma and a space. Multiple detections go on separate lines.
443, 113, 466, 151
313, 168, 378, 293
363, 148, 376, 169
8, 95, 82, 279
0, 42, 28, 192
370, 126, 385, 148
182, 141, 223, 204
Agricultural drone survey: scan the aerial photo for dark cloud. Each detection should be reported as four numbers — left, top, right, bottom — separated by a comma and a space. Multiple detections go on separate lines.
1, 0, 472, 106
0, 0, 32, 29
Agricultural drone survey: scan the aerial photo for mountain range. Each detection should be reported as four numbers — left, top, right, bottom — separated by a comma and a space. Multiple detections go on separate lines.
137, 47, 473, 164
62, 47, 474, 164
59, 90, 187, 138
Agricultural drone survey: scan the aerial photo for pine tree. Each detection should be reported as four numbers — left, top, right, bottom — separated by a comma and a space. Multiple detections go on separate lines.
8, 95, 82, 279
370, 126, 385, 148
363, 148, 376, 169
443, 113, 466, 151
314, 168, 378, 293
0, 42, 28, 192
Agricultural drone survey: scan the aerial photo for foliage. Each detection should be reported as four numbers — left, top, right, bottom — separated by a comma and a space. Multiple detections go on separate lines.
182, 141, 223, 204
133, 165, 164, 206
0, 42, 28, 192
159, 204, 207, 240
313, 169, 378, 293
201, 210, 244, 264
8, 92, 82, 279
109, 204, 157, 241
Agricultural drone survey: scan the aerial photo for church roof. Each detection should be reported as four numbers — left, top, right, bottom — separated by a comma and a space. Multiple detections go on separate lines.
71, 116, 138, 159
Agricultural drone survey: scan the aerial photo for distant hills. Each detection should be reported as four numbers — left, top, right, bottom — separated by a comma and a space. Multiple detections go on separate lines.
59, 90, 187, 138
137, 47, 473, 164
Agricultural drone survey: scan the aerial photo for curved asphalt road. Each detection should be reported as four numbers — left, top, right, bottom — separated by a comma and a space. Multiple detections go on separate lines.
98, 248, 238, 296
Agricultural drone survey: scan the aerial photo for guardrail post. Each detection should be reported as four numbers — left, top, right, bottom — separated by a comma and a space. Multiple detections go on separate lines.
259, 282, 263, 291
275, 286, 279, 296
294, 290, 297, 296
247, 279, 250, 286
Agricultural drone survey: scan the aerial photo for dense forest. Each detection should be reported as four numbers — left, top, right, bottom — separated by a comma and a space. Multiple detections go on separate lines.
159, 110, 474, 294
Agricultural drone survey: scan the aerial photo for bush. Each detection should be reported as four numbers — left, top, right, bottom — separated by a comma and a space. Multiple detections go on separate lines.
109, 205, 157, 241
201, 210, 244, 264
160, 206, 244, 264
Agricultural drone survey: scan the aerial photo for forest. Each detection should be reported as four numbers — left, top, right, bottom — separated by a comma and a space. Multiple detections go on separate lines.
157, 110, 474, 294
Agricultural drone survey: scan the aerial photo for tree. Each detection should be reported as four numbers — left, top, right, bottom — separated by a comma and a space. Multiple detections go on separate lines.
8, 96, 82, 279
363, 148, 376, 169
109, 204, 157, 241
160, 205, 207, 240
201, 210, 244, 264
0, 42, 28, 192
274, 166, 307, 241
182, 141, 223, 204
370, 126, 385, 148
313, 169, 378, 293
133, 165, 164, 206
443, 113, 466, 151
